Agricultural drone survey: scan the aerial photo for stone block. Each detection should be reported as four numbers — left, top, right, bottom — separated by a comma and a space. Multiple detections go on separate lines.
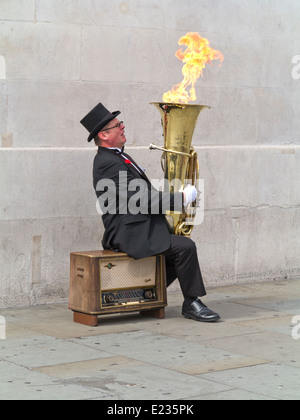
81, 25, 165, 85
196, 146, 300, 209
256, 0, 300, 39
0, 360, 102, 400
191, 86, 300, 146
235, 207, 300, 283
162, 0, 259, 36
36, 0, 163, 28
204, 33, 295, 90
201, 362, 300, 399
6, 81, 86, 147
192, 211, 236, 287
0, 21, 80, 81
5, 81, 159, 147
0, 215, 103, 308
0, 148, 97, 220
192, 206, 300, 287
0, 0, 35, 21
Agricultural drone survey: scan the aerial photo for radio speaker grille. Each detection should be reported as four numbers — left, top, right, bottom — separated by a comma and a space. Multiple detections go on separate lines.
100, 256, 156, 291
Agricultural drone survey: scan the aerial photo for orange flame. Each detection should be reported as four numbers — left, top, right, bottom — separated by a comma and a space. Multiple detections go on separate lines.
163, 32, 224, 104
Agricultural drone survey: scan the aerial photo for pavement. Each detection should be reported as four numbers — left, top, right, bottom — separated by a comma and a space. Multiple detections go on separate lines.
0, 278, 300, 401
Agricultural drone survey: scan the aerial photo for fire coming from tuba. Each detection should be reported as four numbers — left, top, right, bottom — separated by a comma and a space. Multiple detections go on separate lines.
150, 32, 223, 237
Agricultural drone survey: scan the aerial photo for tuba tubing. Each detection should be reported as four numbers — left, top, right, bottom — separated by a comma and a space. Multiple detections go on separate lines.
150, 102, 210, 236
149, 143, 192, 158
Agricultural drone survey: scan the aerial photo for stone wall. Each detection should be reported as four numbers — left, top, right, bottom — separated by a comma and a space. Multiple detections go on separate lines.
0, 0, 299, 307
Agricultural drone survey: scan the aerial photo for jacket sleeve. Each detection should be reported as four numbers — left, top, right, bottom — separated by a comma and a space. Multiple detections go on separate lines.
93, 154, 183, 215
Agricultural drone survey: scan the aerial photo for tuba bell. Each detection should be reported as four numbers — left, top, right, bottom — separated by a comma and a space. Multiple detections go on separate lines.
150, 102, 210, 237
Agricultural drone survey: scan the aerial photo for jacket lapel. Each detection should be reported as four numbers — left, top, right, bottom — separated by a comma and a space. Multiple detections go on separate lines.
98, 147, 150, 183
121, 151, 150, 182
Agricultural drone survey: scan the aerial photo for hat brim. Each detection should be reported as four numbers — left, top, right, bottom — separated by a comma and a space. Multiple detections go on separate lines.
87, 111, 121, 142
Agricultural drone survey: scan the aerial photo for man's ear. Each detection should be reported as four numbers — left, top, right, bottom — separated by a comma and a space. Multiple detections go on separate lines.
98, 131, 108, 144
98, 132, 105, 140
95, 132, 107, 146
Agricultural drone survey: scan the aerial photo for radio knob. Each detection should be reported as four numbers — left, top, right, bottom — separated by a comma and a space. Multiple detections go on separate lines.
105, 294, 115, 303
144, 290, 153, 299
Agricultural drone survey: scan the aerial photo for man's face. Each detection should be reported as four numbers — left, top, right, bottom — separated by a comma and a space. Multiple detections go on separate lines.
98, 119, 126, 149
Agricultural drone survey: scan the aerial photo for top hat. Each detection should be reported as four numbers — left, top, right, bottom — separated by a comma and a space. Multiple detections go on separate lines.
80, 103, 121, 142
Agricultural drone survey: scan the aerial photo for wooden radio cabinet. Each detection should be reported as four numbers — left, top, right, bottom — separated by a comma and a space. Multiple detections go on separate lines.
69, 250, 167, 326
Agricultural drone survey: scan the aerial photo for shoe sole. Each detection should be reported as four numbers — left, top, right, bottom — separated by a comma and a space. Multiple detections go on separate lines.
182, 313, 221, 323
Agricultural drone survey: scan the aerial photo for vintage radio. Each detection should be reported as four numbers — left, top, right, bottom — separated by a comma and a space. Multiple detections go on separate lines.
69, 250, 167, 326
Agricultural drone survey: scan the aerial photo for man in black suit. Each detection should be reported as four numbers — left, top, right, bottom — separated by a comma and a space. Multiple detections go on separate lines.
81, 103, 220, 322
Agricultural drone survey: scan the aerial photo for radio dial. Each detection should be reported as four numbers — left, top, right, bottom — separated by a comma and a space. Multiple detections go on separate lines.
105, 294, 115, 303
144, 290, 154, 299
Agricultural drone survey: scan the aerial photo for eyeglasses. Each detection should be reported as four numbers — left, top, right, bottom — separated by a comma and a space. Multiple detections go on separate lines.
101, 121, 124, 132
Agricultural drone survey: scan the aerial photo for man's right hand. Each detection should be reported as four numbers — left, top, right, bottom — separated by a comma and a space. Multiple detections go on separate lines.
183, 184, 197, 206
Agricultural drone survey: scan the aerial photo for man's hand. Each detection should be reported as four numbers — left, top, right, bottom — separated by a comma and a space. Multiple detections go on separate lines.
183, 184, 197, 206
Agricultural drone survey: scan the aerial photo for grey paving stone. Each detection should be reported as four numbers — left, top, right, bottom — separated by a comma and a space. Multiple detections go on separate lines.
0, 335, 113, 368
200, 362, 300, 400
0, 360, 108, 400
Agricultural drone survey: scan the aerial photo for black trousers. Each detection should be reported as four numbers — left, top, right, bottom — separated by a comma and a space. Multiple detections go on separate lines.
163, 234, 207, 299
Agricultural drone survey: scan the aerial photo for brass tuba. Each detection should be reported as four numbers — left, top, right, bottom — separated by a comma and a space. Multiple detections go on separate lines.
150, 102, 210, 237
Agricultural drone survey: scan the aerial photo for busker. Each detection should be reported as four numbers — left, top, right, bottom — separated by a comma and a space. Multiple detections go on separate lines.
81, 103, 220, 322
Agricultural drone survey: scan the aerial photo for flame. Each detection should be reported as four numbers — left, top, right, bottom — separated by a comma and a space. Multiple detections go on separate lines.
163, 32, 224, 104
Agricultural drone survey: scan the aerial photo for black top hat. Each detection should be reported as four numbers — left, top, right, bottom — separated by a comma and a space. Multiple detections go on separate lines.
80, 103, 121, 142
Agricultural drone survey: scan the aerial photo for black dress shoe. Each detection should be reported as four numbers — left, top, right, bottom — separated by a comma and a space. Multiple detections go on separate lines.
182, 298, 220, 322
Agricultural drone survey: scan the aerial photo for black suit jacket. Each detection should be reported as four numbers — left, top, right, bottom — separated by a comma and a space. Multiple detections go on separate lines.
93, 147, 183, 259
